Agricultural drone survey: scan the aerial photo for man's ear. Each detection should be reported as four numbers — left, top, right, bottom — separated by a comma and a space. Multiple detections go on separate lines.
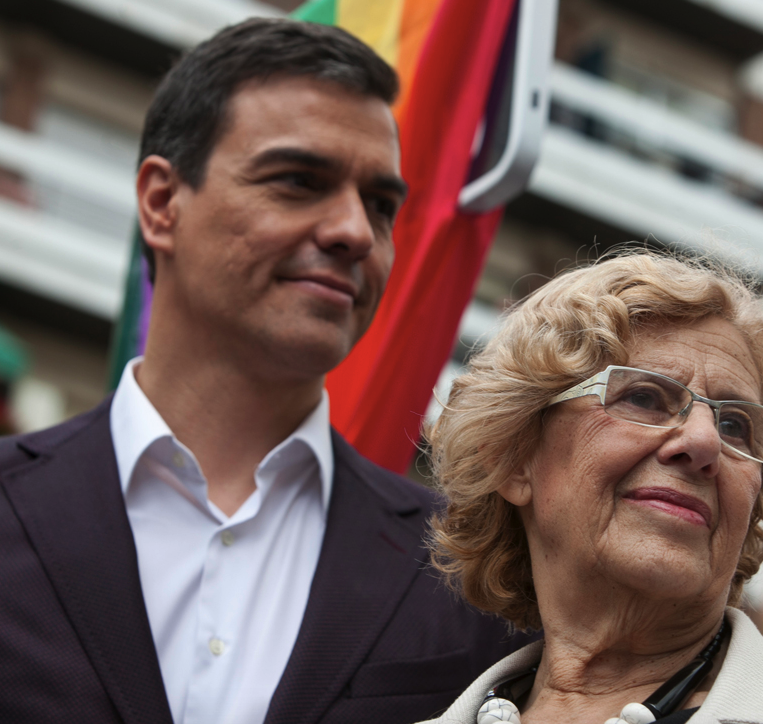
496, 460, 534, 508
136, 155, 181, 259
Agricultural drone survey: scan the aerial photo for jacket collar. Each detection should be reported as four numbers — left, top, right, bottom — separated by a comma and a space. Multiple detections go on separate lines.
695, 607, 763, 724
2, 399, 174, 724
7, 407, 432, 724
264, 429, 429, 724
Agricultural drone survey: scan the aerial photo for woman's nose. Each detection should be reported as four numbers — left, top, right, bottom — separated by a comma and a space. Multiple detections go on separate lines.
656, 401, 722, 477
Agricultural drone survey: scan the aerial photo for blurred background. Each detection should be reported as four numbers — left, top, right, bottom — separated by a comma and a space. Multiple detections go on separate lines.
0, 0, 762, 620
1, 0, 762, 433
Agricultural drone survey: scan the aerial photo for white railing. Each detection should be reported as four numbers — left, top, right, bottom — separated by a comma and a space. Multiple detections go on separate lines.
0, 122, 135, 319
530, 125, 763, 274
0, 198, 127, 316
0, 123, 134, 213
535, 63, 763, 273
550, 62, 763, 192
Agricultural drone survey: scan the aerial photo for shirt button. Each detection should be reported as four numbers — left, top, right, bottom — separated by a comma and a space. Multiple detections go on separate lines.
172, 451, 185, 468
209, 638, 225, 656
221, 530, 235, 547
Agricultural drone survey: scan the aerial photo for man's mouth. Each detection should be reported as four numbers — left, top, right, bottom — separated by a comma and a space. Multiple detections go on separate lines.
282, 273, 358, 307
622, 487, 712, 528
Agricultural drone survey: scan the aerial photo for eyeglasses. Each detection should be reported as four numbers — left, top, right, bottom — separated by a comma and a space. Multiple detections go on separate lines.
547, 365, 763, 464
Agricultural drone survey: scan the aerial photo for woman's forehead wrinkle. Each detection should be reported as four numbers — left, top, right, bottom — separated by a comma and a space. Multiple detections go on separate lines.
628, 322, 761, 403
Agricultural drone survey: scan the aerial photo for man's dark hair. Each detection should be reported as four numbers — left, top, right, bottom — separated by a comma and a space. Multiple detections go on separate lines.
138, 18, 399, 281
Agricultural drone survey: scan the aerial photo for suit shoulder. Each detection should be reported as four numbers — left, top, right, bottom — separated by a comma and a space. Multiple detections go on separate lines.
0, 397, 112, 471
0, 433, 33, 470
364, 456, 439, 509
330, 428, 442, 514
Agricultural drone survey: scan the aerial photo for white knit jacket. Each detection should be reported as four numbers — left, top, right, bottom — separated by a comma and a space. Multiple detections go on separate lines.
416, 607, 763, 724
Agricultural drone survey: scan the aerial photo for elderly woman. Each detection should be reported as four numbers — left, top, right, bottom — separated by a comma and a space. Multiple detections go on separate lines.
423, 253, 763, 724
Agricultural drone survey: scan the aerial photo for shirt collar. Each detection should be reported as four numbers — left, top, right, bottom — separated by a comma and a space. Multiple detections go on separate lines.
110, 358, 334, 510
111, 358, 174, 496
257, 390, 334, 510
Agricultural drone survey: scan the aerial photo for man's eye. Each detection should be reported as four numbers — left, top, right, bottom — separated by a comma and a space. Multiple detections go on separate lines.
366, 195, 399, 222
273, 172, 320, 190
285, 173, 311, 187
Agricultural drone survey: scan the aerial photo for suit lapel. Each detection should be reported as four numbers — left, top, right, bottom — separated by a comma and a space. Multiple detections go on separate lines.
265, 431, 427, 724
1, 401, 173, 724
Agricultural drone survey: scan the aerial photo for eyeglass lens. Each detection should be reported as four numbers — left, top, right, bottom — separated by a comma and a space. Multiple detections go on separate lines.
603, 368, 763, 462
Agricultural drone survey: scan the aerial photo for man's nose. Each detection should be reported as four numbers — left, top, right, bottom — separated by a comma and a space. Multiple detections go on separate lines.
314, 188, 375, 259
656, 402, 722, 477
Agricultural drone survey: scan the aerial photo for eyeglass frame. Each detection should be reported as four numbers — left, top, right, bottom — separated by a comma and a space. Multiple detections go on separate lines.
546, 364, 763, 464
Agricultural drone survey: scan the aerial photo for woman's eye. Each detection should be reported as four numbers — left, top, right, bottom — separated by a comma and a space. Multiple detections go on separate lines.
622, 387, 664, 411
719, 412, 752, 443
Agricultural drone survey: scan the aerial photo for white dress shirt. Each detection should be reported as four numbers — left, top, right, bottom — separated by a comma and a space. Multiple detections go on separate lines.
110, 359, 333, 724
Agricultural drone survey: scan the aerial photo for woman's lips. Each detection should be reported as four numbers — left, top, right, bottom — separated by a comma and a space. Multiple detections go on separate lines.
623, 487, 712, 528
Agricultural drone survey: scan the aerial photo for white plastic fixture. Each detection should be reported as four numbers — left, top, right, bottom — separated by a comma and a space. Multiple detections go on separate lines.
459, 0, 559, 212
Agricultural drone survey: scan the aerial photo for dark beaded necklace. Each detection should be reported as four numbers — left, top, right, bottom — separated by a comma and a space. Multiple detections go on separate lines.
478, 618, 729, 724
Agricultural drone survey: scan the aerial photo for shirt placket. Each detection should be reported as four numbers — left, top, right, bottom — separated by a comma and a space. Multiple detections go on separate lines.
181, 522, 241, 724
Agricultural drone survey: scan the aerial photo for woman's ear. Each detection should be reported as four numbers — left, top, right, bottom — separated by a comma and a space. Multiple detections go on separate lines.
496, 461, 533, 508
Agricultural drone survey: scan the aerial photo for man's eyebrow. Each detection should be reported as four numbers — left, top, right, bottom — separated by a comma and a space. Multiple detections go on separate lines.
248, 146, 408, 199
370, 174, 408, 200
248, 147, 340, 171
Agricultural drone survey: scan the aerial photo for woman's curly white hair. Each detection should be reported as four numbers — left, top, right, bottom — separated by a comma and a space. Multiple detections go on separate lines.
426, 250, 763, 631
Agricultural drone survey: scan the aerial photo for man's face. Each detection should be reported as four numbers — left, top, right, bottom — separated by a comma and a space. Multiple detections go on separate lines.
161, 76, 404, 381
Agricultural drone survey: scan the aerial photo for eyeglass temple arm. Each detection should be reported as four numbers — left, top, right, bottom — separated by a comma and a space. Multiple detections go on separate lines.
547, 370, 610, 406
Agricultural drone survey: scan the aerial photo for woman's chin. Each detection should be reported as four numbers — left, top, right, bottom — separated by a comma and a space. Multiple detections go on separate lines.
589, 506, 725, 596
599, 542, 722, 604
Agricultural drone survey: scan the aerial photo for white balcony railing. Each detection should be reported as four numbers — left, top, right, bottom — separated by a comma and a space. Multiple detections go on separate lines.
531, 63, 763, 274
0, 122, 135, 319
550, 62, 763, 192
3, 61, 763, 317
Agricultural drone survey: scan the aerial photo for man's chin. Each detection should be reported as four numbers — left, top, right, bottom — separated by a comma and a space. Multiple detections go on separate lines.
258, 335, 356, 382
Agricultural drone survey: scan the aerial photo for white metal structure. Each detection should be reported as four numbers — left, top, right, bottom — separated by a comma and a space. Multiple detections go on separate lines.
4, 58, 763, 318
0, 122, 134, 319
531, 126, 763, 273
533, 62, 763, 274
2, 0, 763, 323
551, 62, 763, 191
459, 0, 558, 212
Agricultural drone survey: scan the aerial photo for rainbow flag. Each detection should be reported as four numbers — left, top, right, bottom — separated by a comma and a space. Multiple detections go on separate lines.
293, 0, 443, 124
107, 226, 152, 390
296, 0, 517, 472
109, 0, 517, 473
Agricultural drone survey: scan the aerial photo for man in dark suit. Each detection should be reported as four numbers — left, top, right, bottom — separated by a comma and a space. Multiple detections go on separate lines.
0, 18, 530, 724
